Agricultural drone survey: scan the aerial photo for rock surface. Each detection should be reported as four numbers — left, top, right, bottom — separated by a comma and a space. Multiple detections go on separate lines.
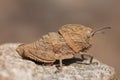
0, 43, 117, 80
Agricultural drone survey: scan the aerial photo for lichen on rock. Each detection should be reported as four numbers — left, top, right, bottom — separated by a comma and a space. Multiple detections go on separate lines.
0, 43, 117, 80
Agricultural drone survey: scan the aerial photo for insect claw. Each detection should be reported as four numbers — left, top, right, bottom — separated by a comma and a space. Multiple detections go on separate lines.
55, 67, 62, 73
55, 70, 61, 73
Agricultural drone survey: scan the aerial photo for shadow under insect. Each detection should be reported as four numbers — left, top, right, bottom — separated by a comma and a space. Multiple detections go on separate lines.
24, 54, 93, 66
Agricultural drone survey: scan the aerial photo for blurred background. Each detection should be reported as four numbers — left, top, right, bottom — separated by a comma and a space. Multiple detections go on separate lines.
0, 0, 119, 78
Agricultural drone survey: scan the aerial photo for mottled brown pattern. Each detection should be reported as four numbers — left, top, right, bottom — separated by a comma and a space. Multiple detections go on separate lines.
16, 24, 94, 71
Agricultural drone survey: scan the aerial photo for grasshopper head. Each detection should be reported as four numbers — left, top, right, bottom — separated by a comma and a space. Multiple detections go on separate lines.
78, 26, 93, 52
59, 24, 93, 53
59, 24, 111, 53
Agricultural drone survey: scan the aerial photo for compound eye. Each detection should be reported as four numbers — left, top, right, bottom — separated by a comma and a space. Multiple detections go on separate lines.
85, 32, 91, 39
85, 29, 93, 38
86, 30, 91, 34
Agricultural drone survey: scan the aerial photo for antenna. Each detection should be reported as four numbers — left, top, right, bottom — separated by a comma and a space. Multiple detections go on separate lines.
92, 27, 111, 36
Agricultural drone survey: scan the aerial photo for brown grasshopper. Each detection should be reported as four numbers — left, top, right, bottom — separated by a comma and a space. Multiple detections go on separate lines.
16, 24, 111, 72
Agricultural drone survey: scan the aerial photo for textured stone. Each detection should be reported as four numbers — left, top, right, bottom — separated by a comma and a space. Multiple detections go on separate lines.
0, 43, 117, 80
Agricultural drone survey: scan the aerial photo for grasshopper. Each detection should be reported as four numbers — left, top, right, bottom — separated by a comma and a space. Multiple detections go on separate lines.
16, 24, 110, 72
